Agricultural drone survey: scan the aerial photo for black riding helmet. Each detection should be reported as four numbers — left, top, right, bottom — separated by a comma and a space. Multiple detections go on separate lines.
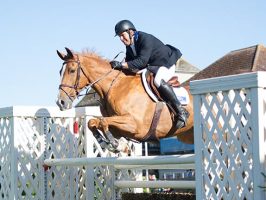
115, 20, 136, 36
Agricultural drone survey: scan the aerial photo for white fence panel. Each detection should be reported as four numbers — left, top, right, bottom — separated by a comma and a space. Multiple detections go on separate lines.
0, 106, 143, 200
191, 72, 266, 200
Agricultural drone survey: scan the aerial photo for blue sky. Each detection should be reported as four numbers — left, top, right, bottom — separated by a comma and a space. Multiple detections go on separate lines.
1, 0, 265, 108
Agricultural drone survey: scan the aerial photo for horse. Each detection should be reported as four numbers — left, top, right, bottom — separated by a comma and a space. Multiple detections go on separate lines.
56, 47, 194, 152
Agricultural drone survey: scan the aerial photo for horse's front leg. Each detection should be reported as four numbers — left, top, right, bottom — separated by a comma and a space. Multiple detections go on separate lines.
88, 115, 138, 137
87, 117, 111, 149
88, 115, 138, 152
88, 117, 113, 139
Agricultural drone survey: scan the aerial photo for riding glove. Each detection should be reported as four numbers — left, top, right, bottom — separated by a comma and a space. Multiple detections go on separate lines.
110, 61, 123, 69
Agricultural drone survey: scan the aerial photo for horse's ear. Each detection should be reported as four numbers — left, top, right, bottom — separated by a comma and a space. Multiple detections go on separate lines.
65, 47, 74, 59
57, 50, 66, 60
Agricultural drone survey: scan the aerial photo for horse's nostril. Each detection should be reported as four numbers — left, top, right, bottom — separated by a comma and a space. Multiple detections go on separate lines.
60, 100, 65, 105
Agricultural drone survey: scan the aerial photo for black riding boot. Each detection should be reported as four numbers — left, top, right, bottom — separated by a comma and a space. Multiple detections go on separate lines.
158, 80, 189, 129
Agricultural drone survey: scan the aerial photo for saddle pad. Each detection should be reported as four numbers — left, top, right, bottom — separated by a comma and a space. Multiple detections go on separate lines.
141, 69, 190, 105
173, 86, 190, 105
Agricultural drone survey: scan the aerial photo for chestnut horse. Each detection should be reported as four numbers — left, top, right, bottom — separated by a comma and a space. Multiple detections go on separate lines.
56, 48, 194, 150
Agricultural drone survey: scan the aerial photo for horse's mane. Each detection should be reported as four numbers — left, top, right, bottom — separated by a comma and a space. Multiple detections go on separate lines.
79, 49, 109, 63
77, 49, 131, 75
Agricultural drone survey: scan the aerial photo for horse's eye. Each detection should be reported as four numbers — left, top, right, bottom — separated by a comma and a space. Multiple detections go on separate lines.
69, 69, 76, 73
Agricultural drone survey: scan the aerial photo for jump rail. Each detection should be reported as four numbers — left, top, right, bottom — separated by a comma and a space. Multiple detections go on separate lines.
44, 154, 195, 167
114, 180, 195, 189
44, 154, 196, 190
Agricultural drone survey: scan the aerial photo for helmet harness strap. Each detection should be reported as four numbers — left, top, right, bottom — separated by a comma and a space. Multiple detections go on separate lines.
127, 30, 133, 45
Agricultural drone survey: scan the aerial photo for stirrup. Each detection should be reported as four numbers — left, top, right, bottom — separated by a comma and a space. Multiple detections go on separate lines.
175, 119, 186, 129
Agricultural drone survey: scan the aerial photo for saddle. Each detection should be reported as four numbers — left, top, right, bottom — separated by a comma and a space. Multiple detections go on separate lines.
140, 69, 189, 105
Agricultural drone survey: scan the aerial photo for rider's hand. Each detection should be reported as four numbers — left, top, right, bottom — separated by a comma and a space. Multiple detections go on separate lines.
110, 61, 123, 69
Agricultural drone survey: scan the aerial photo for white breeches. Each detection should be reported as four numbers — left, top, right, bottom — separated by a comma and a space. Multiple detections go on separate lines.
154, 64, 176, 87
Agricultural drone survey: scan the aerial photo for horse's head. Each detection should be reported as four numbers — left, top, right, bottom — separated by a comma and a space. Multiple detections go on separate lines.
56, 47, 89, 111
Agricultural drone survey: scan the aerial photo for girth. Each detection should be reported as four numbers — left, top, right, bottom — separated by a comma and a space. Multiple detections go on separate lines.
141, 101, 164, 142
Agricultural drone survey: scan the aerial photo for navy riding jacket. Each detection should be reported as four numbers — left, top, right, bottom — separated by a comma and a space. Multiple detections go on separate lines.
125, 31, 182, 73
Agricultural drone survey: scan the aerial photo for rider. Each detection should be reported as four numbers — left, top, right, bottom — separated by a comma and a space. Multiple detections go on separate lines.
110, 20, 189, 129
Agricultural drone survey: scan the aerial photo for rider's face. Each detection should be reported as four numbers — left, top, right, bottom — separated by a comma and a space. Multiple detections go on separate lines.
119, 31, 133, 46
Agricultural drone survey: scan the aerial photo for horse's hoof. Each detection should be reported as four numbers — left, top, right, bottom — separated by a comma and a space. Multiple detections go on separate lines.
107, 144, 120, 153
116, 137, 131, 154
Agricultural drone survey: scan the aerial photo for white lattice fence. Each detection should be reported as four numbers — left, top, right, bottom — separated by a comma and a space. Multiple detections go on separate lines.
0, 116, 13, 199
0, 108, 47, 200
191, 72, 266, 200
0, 106, 142, 200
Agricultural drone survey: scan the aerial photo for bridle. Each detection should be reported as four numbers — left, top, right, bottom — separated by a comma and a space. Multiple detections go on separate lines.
59, 55, 118, 102
59, 56, 90, 101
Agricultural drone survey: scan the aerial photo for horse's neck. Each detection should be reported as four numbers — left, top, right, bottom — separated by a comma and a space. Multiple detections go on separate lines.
94, 70, 124, 99
82, 57, 123, 99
